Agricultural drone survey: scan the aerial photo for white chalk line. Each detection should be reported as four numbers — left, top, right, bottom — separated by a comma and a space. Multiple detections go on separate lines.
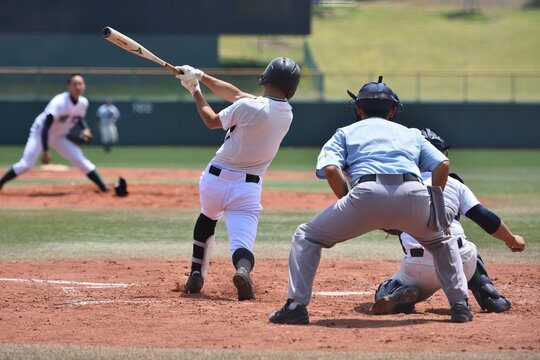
314, 291, 372, 296
0, 277, 132, 288
64, 299, 163, 306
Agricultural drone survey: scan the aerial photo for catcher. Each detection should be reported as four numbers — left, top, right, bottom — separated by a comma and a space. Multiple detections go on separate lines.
371, 128, 525, 315
0, 74, 114, 193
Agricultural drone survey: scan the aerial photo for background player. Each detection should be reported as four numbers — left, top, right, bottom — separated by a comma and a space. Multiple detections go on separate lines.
371, 128, 525, 315
96, 98, 121, 153
176, 58, 301, 301
0, 74, 108, 192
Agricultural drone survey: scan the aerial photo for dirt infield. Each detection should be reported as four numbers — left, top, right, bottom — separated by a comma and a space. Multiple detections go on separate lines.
0, 168, 335, 209
1, 167, 539, 353
0, 258, 539, 352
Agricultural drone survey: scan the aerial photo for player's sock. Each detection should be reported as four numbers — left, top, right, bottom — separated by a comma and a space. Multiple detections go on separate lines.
232, 248, 255, 272
86, 170, 108, 192
0, 167, 17, 189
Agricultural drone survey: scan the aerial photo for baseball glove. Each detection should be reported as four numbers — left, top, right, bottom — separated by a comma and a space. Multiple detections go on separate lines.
66, 122, 92, 145
114, 176, 128, 197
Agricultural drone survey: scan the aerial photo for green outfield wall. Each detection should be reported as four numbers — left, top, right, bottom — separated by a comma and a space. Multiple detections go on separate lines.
0, 100, 538, 148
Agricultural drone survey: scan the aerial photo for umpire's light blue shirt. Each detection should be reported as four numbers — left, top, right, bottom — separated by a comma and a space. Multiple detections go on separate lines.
316, 117, 448, 185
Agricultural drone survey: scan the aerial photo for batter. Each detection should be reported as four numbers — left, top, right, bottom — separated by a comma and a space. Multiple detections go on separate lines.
175, 57, 301, 301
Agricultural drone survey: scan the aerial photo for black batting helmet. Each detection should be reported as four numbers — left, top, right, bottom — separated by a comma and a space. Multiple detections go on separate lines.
260, 57, 301, 99
420, 128, 453, 153
347, 76, 402, 119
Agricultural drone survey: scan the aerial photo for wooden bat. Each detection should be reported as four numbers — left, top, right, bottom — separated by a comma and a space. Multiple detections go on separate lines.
102, 26, 182, 74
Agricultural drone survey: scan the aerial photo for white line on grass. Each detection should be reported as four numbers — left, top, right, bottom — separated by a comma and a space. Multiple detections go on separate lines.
0, 277, 133, 288
314, 291, 372, 296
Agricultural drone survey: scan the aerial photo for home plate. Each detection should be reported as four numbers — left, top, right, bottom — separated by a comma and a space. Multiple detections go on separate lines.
314, 291, 371, 296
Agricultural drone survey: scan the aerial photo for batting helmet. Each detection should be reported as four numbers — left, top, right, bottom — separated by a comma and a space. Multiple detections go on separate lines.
347, 76, 402, 118
420, 128, 452, 153
260, 57, 301, 99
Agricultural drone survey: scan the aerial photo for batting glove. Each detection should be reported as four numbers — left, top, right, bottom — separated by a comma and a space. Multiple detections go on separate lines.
178, 76, 201, 96
175, 65, 204, 81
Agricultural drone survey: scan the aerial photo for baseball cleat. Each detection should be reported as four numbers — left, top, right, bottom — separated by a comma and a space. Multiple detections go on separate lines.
269, 299, 309, 325
370, 286, 419, 315
185, 271, 204, 294
450, 300, 473, 323
232, 267, 256, 301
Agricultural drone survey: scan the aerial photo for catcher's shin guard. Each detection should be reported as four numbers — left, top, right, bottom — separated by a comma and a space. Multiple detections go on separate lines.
191, 213, 218, 278
371, 279, 419, 315
468, 255, 511, 313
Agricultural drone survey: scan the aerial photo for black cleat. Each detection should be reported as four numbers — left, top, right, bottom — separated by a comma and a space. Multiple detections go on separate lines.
232, 267, 255, 301
484, 296, 512, 313
269, 300, 309, 325
185, 271, 204, 294
450, 300, 473, 323
371, 286, 419, 315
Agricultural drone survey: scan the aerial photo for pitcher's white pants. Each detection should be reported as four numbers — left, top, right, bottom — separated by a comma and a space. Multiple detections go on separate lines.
199, 164, 262, 255
12, 122, 96, 175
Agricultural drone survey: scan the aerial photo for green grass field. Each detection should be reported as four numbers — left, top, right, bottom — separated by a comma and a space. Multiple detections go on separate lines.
220, 3, 540, 100
1, 146, 539, 359
0, 146, 538, 265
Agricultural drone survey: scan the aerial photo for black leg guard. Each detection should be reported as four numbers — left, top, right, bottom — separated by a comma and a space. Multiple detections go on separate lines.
232, 248, 255, 272
190, 213, 218, 274
468, 254, 511, 313
371, 279, 419, 315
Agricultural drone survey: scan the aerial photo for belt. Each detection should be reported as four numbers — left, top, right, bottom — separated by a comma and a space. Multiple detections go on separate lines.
356, 173, 419, 184
410, 237, 464, 257
208, 165, 260, 184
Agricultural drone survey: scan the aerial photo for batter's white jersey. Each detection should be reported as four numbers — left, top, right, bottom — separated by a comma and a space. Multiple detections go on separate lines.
35, 92, 89, 138
200, 96, 293, 255
211, 96, 293, 176
400, 172, 480, 254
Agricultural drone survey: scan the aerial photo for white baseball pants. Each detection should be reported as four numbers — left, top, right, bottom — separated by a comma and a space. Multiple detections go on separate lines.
12, 122, 96, 175
199, 164, 263, 255
393, 241, 478, 302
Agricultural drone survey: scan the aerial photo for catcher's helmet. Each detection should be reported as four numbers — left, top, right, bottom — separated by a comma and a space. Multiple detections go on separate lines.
420, 128, 452, 153
347, 76, 402, 118
260, 57, 301, 99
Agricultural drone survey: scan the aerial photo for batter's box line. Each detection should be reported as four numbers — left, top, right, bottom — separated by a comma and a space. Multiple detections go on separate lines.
314, 291, 372, 296
62, 298, 165, 306
0, 277, 136, 288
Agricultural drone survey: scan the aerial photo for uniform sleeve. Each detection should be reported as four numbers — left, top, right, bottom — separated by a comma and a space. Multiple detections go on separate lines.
315, 129, 347, 179
113, 106, 120, 119
44, 96, 63, 118
418, 136, 448, 172
458, 183, 480, 214
217, 100, 244, 130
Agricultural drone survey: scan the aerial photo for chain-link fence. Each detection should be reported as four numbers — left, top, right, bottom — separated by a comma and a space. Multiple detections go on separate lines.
0, 67, 538, 102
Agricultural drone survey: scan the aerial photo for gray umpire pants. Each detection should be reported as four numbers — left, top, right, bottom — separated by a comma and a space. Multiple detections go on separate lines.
287, 174, 468, 306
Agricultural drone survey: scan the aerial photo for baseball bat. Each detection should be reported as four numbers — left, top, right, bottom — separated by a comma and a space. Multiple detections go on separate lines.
102, 26, 181, 74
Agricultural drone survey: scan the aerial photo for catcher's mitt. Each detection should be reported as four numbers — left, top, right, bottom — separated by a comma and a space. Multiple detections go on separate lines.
66, 122, 92, 145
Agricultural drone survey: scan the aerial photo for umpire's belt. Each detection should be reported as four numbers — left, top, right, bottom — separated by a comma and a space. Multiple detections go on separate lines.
209, 165, 260, 184
409, 238, 464, 257
356, 173, 419, 185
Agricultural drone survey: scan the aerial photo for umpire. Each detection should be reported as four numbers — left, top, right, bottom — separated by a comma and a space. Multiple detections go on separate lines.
269, 76, 472, 324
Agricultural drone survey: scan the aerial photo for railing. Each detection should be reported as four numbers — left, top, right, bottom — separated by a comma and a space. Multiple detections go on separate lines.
0, 67, 538, 102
